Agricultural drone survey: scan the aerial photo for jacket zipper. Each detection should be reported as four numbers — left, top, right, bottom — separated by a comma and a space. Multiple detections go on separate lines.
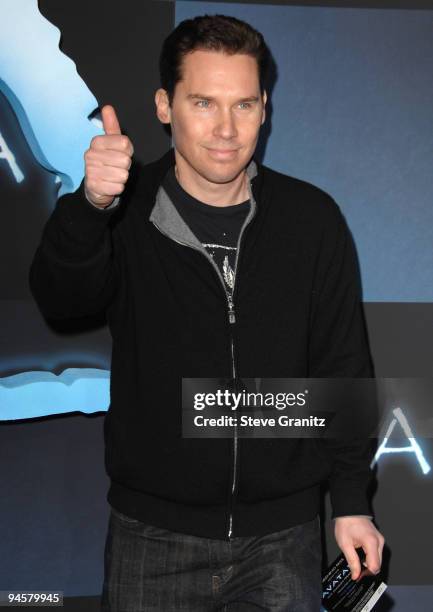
225, 189, 256, 539
151, 176, 256, 540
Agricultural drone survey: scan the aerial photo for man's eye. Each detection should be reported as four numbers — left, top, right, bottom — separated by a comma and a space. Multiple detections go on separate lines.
195, 101, 252, 109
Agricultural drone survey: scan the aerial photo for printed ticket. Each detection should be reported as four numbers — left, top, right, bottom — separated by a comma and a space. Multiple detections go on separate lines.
322, 547, 387, 611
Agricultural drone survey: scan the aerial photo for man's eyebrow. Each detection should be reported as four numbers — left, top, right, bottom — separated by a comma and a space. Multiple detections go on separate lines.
187, 94, 260, 103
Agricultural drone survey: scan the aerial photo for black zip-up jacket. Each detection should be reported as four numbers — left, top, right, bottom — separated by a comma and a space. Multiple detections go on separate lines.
29, 147, 376, 540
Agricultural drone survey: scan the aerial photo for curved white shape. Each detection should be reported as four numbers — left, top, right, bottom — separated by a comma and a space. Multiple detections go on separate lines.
0, 0, 103, 196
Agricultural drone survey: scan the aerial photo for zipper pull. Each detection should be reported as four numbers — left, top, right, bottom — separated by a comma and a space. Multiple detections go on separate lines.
228, 295, 236, 324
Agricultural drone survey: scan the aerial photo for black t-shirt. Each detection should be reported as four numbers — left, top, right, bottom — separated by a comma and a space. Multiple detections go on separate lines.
161, 166, 250, 295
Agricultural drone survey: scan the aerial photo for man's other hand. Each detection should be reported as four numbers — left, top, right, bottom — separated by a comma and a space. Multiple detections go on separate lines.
334, 516, 385, 581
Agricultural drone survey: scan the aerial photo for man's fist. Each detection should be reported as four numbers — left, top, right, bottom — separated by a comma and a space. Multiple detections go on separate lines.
84, 105, 134, 207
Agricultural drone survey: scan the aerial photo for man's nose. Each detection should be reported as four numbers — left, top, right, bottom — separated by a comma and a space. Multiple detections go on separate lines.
213, 109, 238, 140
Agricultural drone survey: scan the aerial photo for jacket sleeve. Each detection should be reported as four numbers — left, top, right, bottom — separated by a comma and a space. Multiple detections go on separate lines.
29, 178, 120, 319
308, 198, 377, 519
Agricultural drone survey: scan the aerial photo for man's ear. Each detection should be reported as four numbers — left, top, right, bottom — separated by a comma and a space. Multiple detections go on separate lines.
155, 88, 171, 124
261, 90, 267, 125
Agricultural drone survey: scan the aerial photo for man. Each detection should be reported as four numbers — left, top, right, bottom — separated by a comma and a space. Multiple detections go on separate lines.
29, 14, 384, 612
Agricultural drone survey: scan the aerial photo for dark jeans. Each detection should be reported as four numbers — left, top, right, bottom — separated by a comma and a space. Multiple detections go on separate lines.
101, 507, 322, 611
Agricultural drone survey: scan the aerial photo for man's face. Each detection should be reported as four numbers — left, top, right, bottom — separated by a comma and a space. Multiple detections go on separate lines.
155, 49, 266, 184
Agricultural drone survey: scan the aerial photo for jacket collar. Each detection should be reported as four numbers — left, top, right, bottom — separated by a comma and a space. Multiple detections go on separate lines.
148, 148, 259, 250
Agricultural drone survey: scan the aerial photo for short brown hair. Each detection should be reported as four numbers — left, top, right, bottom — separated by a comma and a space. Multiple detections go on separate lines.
159, 14, 270, 106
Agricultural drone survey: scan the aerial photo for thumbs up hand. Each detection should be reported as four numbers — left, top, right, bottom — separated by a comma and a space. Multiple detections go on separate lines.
84, 105, 134, 207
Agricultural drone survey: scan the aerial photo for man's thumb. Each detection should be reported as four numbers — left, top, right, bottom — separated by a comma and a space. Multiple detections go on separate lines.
102, 104, 121, 135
